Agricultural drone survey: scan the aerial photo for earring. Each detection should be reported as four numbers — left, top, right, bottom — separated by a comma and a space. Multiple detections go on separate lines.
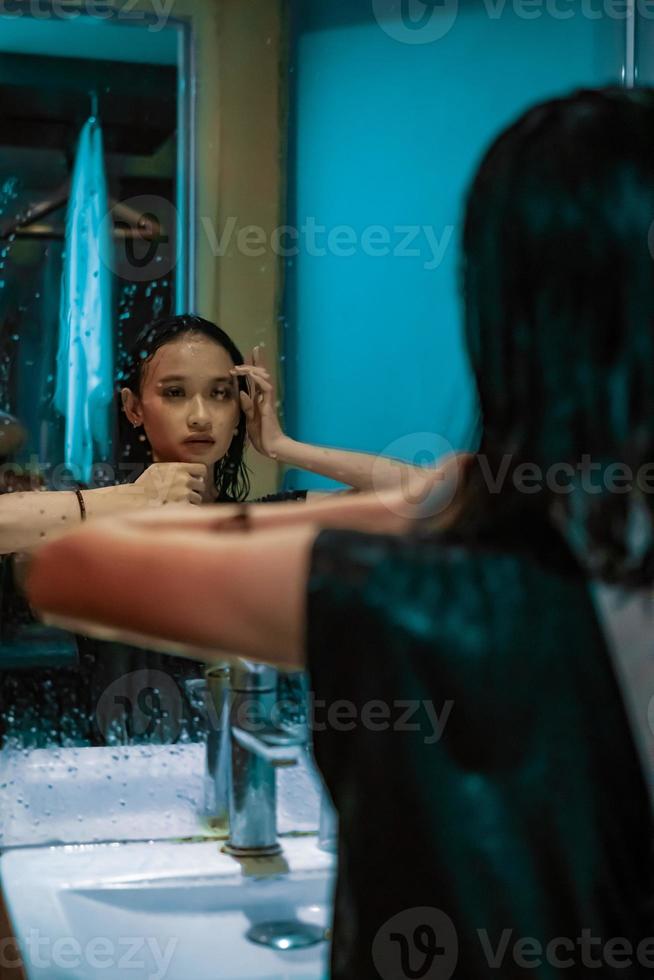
132, 421, 141, 429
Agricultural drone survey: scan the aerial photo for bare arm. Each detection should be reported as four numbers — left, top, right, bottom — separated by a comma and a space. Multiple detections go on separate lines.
27, 523, 317, 669
269, 436, 441, 494
0, 462, 209, 555
93, 452, 469, 538
0, 485, 146, 555
24, 454, 469, 664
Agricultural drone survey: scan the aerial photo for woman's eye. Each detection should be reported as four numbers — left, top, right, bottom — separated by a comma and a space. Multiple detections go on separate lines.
213, 387, 232, 400
163, 387, 184, 398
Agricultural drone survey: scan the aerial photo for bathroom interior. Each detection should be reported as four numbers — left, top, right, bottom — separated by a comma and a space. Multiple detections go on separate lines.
0, 2, 650, 978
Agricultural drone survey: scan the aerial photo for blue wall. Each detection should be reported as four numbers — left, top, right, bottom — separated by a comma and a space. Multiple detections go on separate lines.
282, 0, 622, 489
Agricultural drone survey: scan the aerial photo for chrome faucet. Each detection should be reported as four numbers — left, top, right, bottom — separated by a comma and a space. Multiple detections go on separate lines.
202, 659, 306, 857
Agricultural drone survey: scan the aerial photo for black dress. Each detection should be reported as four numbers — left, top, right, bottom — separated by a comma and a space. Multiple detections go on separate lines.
305, 522, 653, 978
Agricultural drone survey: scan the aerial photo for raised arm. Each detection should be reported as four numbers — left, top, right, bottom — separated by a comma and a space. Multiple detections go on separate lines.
235, 347, 461, 493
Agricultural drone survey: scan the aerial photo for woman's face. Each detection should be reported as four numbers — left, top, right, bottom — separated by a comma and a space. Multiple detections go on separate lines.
121, 333, 241, 466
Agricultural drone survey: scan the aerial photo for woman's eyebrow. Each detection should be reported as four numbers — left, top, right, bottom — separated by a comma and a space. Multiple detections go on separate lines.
157, 375, 233, 384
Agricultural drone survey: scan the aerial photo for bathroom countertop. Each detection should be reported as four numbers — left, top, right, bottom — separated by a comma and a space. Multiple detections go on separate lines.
0, 741, 323, 849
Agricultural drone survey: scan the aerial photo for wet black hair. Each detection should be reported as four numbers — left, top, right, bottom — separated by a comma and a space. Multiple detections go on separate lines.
118, 314, 251, 502
457, 87, 654, 585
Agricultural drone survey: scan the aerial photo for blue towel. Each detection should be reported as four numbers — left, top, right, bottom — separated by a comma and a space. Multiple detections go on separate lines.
55, 116, 113, 484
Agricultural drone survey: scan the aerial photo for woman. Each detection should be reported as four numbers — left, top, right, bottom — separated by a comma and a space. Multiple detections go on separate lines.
116, 312, 441, 505
29, 89, 654, 975
0, 313, 437, 554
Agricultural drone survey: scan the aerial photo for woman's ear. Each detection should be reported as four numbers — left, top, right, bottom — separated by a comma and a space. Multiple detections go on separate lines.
121, 388, 143, 428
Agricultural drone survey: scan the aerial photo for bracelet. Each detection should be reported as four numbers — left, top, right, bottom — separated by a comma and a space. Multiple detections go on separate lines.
209, 503, 250, 532
74, 488, 87, 522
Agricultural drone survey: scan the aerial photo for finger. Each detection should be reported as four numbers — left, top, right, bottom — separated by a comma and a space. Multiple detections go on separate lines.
188, 477, 206, 492
254, 345, 268, 371
232, 362, 269, 374
188, 490, 203, 505
230, 365, 271, 381
242, 377, 271, 408
251, 377, 274, 397
239, 371, 273, 394
232, 366, 256, 401
185, 463, 209, 478
239, 391, 255, 418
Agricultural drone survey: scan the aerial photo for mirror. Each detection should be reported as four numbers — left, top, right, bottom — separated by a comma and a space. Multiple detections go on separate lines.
0, 9, 202, 751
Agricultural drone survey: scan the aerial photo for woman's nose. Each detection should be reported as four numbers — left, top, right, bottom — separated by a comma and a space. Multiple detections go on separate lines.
187, 397, 212, 429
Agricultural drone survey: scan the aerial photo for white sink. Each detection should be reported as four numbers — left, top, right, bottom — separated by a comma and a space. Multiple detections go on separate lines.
2, 836, 335, 980
0, 741, 334, 978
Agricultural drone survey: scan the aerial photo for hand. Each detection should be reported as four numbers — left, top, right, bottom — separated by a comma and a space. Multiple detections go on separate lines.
230, 346, 286, 459
134, 462, 208, 506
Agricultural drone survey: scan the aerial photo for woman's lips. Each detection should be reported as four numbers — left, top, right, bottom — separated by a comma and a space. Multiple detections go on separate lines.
183, 439, 216, 452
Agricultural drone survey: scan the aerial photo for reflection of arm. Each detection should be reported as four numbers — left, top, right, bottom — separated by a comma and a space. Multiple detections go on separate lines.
97, 454, 469, 538
272, 435, 448, 493
0, 485, 148, 555
26, 455, 469, 663
237, 352, 456, 493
